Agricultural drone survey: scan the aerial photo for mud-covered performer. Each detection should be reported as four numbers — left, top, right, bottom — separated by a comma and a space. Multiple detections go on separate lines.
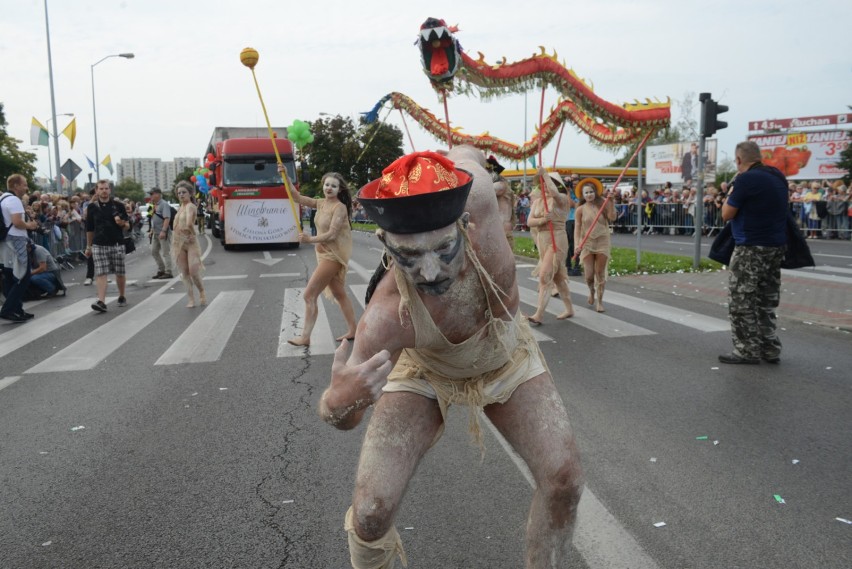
319, 147, 584, 569
486, 155, 516, 249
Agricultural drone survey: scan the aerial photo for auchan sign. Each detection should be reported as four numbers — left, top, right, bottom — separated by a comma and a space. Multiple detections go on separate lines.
748, 114, 851, 132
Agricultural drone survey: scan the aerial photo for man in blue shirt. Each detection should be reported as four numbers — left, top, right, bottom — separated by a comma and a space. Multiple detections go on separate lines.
719, 141, 788, 364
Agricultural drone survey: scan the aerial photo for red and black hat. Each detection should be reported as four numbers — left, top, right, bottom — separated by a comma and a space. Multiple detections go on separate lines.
357, 151, 472, 234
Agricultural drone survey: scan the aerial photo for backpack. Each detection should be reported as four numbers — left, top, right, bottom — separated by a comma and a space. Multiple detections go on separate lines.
0, 194, 13, 241
154, 203, 178, 231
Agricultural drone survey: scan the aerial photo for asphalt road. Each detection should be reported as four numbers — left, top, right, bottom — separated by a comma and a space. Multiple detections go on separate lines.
0, 230, 849, 568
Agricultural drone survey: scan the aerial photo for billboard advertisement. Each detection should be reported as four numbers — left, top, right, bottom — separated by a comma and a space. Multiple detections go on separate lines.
748, 113, 851, 131
645, 140, 717, 186
747, 130, 849, 179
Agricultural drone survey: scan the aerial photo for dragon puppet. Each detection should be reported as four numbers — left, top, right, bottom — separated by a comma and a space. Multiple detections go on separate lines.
362, 17, 671, 159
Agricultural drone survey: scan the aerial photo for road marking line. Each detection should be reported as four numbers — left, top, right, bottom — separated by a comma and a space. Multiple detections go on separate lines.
0, 376, 22, 392
25, 293, 184, 373
349, 284, 368, 310
155, 291, 253, 365
812, 265, 852, 275
782, 268, 852, 285
202, 275, 248, 280
278, 288, 336, 357
0, 297, 117, 359
566, 282, 730, 332
480, 412, 663, 569
814, 252, 852, 260
259, 273, 301, 278
348, 259, 373, 282
520, 283, 655, 338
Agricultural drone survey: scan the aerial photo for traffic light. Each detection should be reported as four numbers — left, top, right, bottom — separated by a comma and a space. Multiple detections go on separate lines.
702, 97, 729, 137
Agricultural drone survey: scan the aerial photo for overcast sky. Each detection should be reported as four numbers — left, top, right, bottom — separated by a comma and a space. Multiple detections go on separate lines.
2, 0, 849, 184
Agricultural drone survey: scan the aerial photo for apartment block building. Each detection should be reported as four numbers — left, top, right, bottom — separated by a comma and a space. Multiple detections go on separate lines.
117, 156, 200, 193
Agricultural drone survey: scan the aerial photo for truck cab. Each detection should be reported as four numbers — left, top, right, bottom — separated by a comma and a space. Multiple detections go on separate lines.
208, 135, 299, 249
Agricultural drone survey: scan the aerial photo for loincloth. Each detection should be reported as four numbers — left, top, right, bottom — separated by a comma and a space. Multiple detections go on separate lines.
382, 318, 547, 452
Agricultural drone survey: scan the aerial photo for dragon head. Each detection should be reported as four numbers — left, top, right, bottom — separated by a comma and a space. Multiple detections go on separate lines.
418, 18, 461, 86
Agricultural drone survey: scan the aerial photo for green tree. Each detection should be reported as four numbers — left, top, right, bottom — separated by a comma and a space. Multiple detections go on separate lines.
302, 114, 403, 196
114, 177, 145, 203
0, 103, 38, 189
174, 166, 195, 188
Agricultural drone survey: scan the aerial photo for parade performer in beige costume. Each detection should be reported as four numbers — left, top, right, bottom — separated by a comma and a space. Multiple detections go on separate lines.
487, 155, 516, 249
171, 181, 206, 307
574, 179, 616, 312
320, 147, 583, 569
525, 167, 575, 324
280, 167, 357, 345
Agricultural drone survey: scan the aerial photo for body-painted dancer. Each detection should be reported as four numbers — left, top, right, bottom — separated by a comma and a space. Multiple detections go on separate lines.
320, 147, 583, 569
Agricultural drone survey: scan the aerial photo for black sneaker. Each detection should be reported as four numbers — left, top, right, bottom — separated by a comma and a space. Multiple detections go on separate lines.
16, 311, 35, 320
161, 272, 174, 279
91, 300, 108, 313
762, 355, 781, 364
0, 312, 28, 323
117, 296, 127, 307
152, 271, 165, 279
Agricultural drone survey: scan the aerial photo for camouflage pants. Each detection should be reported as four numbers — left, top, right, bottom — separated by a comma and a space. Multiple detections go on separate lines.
728, 245, 785, 359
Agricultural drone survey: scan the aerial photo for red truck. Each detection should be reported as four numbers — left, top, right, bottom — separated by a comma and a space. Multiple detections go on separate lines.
206, 127, 300, 249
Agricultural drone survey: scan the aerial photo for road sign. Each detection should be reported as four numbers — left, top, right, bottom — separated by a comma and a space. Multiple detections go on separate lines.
60, 159, 82, 182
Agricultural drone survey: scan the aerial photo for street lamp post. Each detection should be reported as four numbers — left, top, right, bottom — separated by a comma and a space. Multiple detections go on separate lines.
44, 113, 73, 188
91, 52, 134, 179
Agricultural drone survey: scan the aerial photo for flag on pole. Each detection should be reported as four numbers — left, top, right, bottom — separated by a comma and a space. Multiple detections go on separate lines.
61, 118, 76, 149
101, 154, 114, 175
85, 155, 96, 170
30, 117, 49, 146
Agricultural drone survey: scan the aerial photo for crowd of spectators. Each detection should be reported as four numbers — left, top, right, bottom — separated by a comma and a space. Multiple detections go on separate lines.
1, 187, 148, 302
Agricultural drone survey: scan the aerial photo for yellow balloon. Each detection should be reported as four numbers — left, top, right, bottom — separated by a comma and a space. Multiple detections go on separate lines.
240, 47, 259, 69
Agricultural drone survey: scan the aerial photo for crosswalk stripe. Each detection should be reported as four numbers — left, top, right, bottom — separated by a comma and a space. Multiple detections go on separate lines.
278, 288, 336, 357
0, 297, 117, 359
0, 376, 22, 392
348, 259, 373, 282
566, 282, 730, 332
25, 293, 184, 374
155, 291, 253, 365
349, 284, 368, 309
349, 283, 554, 343
518, 285, 655, 338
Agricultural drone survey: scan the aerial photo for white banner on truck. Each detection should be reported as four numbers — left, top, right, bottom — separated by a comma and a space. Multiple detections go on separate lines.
224, 199, 298, 244
646, 140, 717, 186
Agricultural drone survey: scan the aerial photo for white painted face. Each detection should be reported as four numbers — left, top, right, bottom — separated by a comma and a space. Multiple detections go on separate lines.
582, 186, 597, 202
382, 220, 466, 296
322, 175, 340, 198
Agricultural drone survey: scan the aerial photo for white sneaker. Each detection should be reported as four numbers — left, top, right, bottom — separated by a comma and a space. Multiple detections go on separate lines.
83, 278, 93, 286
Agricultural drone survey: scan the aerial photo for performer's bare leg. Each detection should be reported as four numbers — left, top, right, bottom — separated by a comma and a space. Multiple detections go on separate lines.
289, 260, 339, 346
349, 392, 443, 562
593, 254, 608, 313
485, 373, 584, 569
553, 273, 574, 319
529, 250, 555, 323
327, 277, 357, 341
583, 255, 596, 305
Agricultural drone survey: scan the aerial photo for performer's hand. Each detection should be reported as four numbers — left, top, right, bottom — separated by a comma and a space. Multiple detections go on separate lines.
298, 232, 312, 243
330, 340, 393, 409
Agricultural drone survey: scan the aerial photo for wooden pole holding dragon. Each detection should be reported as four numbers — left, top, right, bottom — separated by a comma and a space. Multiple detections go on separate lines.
573, 129, 656, 260
537, 83, 558, 251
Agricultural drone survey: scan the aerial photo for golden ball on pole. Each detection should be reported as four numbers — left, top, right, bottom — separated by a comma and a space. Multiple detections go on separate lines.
240, 47, 259, 69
